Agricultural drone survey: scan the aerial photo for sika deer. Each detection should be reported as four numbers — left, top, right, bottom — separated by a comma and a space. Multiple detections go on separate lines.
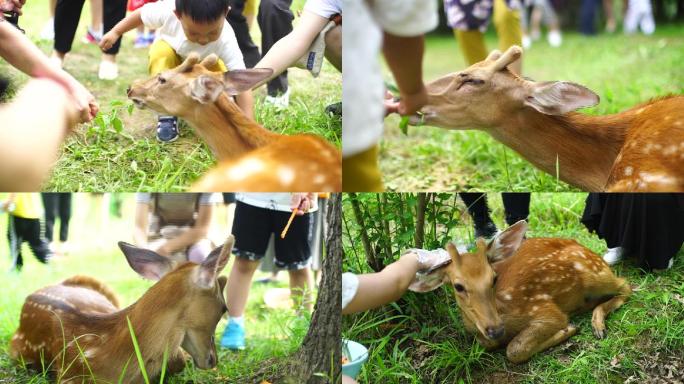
424, 221, 630, 363
9, 236, 234, 383
127, 54, 341, 192
410, 46, 684, 192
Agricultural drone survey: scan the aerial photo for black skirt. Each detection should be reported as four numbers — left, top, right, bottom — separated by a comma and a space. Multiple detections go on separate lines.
581, 193, 684, 270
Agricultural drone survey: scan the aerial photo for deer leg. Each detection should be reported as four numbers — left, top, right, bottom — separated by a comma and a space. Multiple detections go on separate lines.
166, 348, 187, 374
506, 307, 574, 363
591, 277, 631, 339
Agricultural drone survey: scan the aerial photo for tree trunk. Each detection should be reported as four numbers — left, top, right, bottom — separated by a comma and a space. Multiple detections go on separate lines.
349, 193, 380, 271
250, 195, 342, 384
415, 193, 427, 248
288, 193, 342, 383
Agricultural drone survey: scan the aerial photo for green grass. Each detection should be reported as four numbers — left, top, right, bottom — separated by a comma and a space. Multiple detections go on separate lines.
0, 0, 340, 192
0, 194, 310, 382
342, 193, 684, 383
379, 26, 684, 192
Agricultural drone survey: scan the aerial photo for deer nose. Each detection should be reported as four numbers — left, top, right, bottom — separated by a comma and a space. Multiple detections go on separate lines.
486, 325, 505, 340
207, 351, 216, 367
126, 86, 132, 96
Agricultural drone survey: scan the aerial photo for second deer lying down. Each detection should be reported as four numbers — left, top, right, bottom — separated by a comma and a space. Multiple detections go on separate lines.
9, 236, 234, 383
410, 46, 684, 192
424, 221, 630, 363
128, 53, 341, 192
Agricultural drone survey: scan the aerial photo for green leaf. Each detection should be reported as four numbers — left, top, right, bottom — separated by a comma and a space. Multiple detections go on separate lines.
113, 117, 124, 133
399, 116, 409, 135
126, 316, 150, 384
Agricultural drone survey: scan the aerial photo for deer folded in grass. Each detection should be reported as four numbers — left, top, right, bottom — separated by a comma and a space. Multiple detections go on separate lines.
128, 53, 341, 192
419, 221, 631, 363
9, 236, 234, 383
410, 45, 684, 192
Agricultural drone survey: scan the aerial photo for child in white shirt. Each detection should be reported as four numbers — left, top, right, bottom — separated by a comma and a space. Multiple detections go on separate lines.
101, 0, 253, 142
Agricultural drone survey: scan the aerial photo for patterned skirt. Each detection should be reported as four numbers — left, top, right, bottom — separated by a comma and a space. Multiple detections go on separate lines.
444, 0, 522, 32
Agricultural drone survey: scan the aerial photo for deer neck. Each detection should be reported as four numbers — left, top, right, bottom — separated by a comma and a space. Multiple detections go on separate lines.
188, 93, 280, 161
487, 110, 631, 191
82, 278, 189, 377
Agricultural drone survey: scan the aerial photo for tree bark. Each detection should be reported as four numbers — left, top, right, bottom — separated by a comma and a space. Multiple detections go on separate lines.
415, 193, 427, 248
289, 194, 342, 383
349, 193, 380, 271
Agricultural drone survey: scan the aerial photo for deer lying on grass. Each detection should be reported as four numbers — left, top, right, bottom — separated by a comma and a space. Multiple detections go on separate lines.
128, 53, 341, 192
409, 45, 684, 192
9, 235, 234, 383
424, 221, 631, 363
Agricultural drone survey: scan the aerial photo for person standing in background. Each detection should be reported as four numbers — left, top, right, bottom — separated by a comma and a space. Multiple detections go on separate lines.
2, 193, 53, 272
41, 193, 72, 255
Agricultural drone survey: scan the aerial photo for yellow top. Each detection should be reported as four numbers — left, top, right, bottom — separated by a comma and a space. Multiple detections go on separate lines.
11, 193, 43, 219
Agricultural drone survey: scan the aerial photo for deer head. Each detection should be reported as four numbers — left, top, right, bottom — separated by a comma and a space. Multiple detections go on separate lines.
118, 235, 234, 369
410, 46, 600, 130
439, 221, 528, 341
127, 53, 273, 118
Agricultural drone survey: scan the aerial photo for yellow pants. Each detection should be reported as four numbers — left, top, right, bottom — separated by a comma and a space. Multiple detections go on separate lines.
343, 145, 384, 192
148, 39, 227, 75
454, 0, 523, 65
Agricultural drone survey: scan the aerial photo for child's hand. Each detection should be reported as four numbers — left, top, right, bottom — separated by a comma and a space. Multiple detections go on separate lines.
99, 30, 120, 52
385, 85, 428, 116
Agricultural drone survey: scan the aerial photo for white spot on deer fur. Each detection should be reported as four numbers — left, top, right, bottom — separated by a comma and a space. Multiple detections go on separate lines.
574, 262, 585, 271
532, 306, 539, 312
664, 145, 678, 156
503, 293, 512, 301
624, 166, 633, 176
639, 172, 678, 187
227, 158, 264, 181
313, 174, 326, 184
277, 167, 295, 185
84, 348, 98, 359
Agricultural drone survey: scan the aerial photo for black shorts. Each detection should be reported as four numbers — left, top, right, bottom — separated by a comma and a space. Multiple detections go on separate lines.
232, 201, 313, 270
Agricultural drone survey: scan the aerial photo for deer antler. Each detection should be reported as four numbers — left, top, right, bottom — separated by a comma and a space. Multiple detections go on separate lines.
488, 46, 523, 73
175, 53, 201, 73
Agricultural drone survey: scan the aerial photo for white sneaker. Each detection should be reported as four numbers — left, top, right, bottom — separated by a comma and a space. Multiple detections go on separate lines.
264, 88, 290, 110
603, 247, 624, 265
49, 55, 63, 69
40, 19, 54, 40
547, 30, 563, 47
522, 35, 532, 49
98, 60, 119, 80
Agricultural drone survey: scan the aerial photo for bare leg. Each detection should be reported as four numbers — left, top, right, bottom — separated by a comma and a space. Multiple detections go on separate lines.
89, 0, 103, 35
324, 25, 342, 72
226, 258, 260, 317
288, 268, 314, 312
604, 0, 616, 32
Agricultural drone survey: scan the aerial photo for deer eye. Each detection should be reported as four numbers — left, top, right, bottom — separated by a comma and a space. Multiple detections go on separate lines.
158, 76, 167, 84
454, 283, 466, 293
463, 78, 484, 86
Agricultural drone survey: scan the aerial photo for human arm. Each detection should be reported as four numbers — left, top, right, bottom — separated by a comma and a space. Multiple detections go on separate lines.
133, 202, 150, 247
235, 91, 254, 120
1, 193, 16, 211
154, 205, 213, 256
0, 21, 97, 121
100, 9, 143, 51
254, 10, 329, 86
382, 34, 428, 116
341, 250, 450, 315
0, 79, 80, 191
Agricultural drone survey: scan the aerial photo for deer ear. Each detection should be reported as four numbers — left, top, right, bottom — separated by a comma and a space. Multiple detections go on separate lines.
118, 242, 175, 281
195, 235, 234, 289
486, 220, 528, 262
222, 68, 274, 95
446, 242, 462, 266
190, 75, 225, 104
524, 81, 599, 115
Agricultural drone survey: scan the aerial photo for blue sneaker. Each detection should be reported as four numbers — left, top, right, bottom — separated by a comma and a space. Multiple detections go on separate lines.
220, 319, 245, 350
157, 116, 179, 142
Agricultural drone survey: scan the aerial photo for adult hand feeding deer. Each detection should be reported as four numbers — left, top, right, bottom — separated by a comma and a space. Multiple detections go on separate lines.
9, 235, 235, 383
420, 221, 631, 363
127, 53, 341, 192
409, 45, 684, 192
